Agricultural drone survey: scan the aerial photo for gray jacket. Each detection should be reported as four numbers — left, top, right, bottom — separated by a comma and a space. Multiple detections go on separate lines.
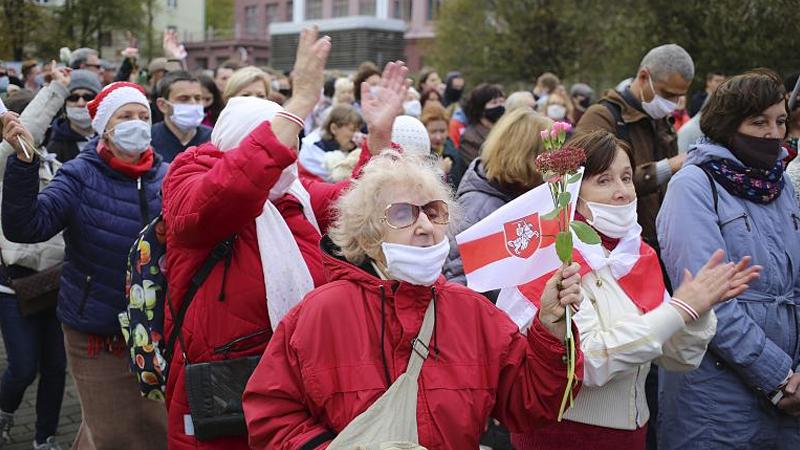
656, 140, 800, 449
0, 82, 67, 276
444, 159, 518, 300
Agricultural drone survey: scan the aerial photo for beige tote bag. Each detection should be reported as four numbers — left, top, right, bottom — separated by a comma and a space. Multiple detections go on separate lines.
327, 301, 436, 450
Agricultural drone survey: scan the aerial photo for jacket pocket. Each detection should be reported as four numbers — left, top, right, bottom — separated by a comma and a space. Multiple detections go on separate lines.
212, 327, 271, 358
308, 364, 387, 432
78, 275, 92, 317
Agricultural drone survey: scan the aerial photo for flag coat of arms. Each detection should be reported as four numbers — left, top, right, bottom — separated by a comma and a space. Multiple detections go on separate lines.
455, 171, 583, 294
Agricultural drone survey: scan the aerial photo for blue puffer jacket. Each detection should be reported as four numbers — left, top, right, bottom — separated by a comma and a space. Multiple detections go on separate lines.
2, 139, 167, 335
656, 140, 800, 449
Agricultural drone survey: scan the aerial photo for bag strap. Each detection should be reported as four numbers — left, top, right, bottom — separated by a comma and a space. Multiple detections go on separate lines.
600, 99, 631, 145
699, 166, 720, 216
405, 298, 436, 379
164, 234, 237, 364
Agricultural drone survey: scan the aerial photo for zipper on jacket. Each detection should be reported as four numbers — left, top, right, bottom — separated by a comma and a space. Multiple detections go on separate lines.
78, 275, 92, 316
720, 212, 751, 232
137, 177, 149, 227
212, 328, 271, 357
633, 366, 641, 426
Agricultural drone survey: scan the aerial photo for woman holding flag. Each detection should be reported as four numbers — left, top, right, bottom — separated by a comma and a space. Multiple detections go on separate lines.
502, 129, 759, 450
242, 151, 584, 449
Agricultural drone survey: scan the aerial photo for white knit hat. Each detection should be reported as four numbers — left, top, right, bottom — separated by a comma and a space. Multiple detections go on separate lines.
391, 115, 431, 156
87, 82, 150, 134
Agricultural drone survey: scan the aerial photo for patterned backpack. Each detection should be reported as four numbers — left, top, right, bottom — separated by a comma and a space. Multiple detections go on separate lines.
119, 215, 235, 401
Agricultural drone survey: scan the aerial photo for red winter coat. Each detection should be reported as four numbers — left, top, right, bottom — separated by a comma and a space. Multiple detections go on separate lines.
242, 236, 583, 449
161, 121, 369, 450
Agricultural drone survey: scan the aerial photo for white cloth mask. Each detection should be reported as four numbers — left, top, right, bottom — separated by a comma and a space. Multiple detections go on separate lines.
381, 237, 450, 286
546, 104, 567, 120
66, 106, 92, 129
640, 76, 678, 119
109, 120, 151, 155
583, 199, 638, 238
169, 102, 205, 132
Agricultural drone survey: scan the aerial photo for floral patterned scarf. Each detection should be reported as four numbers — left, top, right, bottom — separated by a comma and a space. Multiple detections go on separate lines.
702, 158, 785, 204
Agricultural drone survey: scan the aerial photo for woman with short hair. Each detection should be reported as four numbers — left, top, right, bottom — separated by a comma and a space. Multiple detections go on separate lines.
243, 150, 585, 449
222, 66, 271, 102
459, 83, 505, 165
657, 69, 800, 449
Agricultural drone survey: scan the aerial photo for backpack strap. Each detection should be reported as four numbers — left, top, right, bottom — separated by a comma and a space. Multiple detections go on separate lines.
699, 165, 720, 216
164, 234, 237, 364
600, 99, 631, 145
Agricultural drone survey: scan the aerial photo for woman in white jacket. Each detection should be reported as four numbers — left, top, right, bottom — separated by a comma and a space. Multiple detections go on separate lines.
505, 129, 760, 450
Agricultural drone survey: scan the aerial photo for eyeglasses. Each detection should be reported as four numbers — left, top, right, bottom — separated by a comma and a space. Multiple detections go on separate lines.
67, 93, 96, 102
381, 200, 449, 229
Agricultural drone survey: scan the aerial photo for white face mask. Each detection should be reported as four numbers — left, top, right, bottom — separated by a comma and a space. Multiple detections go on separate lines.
546, 104, 567, 120
108, 120, 151, 155
640, 75, 678, 119
583, 199, 638, 238
403, 100, 422, 118
268, 163, 298, 201
381, 237, 450, 286
66, 106, 92, 129
169, 102, 205, 132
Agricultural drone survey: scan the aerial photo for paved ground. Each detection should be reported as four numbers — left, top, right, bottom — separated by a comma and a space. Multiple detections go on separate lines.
0, 334, 79, 450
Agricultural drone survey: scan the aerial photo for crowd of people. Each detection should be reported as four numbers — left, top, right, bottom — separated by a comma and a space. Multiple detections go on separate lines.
0, 26, 797, 450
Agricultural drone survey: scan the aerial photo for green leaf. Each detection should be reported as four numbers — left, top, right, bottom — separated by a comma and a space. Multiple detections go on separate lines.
570, 221, 601, 245
568, 172, 582, 184
555, 230, 573, 264
542, 207, 561, 221
557, 192, 571, 209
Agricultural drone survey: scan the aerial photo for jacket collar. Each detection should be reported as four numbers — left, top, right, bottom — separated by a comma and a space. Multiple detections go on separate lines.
603, 88, 649, 124
81, 137, 164, 181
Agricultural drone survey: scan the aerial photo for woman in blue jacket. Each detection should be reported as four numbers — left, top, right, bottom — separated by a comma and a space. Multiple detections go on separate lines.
2, 82, 168, 449
657, 69, 800, 449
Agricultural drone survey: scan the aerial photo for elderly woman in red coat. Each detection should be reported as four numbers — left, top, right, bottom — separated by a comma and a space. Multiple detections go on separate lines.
159, 28, 409, 450
242, 148, 586, 448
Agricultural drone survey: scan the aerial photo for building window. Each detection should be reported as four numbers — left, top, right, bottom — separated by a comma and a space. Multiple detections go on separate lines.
244, 5, 258, 35
359, 0, 375, 16
332, 0, 348, 17
266, 2, 279, 24
305, 0, 323, 20
167, 0, 177, 8
286, 0, 294, 21
393, 0, 411, 20
426, 0, 440, 20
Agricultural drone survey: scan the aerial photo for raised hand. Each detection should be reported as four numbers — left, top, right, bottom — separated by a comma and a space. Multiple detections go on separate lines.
50, 61, 71, 88
538, 262, 582, 339
283, 26, 331, 119
361, 61, 409, 154
162, 29, 187, 60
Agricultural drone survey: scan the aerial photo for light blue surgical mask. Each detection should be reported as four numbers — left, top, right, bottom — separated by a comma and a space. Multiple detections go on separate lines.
108, 120, 151, 155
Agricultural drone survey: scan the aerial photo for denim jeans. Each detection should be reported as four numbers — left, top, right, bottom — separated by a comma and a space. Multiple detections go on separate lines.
0, 293, 66, 443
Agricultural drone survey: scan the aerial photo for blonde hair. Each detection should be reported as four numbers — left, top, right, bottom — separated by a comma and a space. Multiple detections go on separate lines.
329, 153, 459, 265
481, 109, 551, 187
545, 91, 575, 123
223, 66, 271, 102
505, 91, 536, 113
333, 77, 354, 105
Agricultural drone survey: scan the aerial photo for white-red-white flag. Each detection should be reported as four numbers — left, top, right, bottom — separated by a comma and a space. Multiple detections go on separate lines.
455, 170, 583, 293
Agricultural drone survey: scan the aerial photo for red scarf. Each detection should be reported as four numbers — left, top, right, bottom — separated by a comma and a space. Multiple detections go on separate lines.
98, 142, 154, 179
574, 210, 620, 251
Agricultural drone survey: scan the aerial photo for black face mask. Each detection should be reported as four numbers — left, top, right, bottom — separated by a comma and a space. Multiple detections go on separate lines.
577, 96, 591, 109
279, 88, 291, 98
484, 105, 505, 124
728, 132, 783, 170
443, 85, 463, 106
